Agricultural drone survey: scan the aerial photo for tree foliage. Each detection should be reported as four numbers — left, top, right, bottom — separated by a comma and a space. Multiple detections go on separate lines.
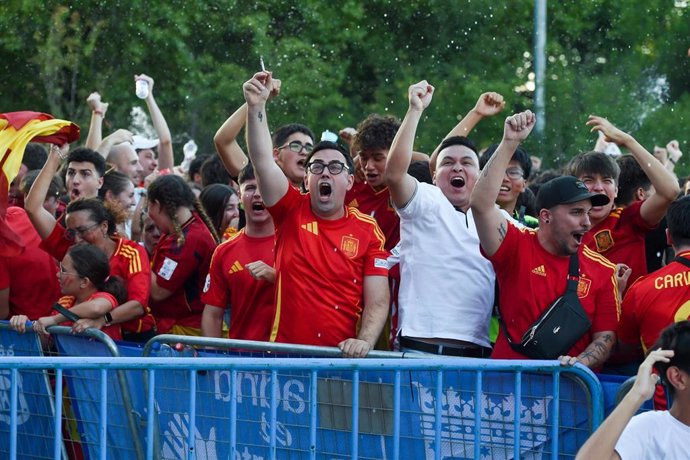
1, 0, 688, 175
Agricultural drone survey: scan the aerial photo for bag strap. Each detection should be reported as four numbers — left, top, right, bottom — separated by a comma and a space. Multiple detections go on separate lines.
498, 253, 579, 346
673, 255, 690, 270
53, 303, 81, 323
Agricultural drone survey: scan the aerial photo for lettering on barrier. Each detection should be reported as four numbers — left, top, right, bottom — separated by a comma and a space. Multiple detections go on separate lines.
413, 380, 552, 460
0, 344, 30, 426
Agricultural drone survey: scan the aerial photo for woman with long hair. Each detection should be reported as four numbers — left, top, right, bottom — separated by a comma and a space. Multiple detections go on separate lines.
25, 146, 156, 342
99, 169, 136, 237
10, 245, 127, 340
199, 183, 241, 240
147, 174, 219, 335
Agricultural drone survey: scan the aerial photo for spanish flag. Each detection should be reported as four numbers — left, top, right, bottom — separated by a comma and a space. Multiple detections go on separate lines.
0, 111, 80, 256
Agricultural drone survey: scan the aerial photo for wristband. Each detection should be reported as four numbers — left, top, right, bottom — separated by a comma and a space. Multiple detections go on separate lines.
93, 110, 104, 117
104, 312, 113, 326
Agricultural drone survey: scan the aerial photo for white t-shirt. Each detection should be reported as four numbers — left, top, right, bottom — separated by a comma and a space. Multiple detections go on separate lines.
395, 181, 495, 347
615, 410, 690, 459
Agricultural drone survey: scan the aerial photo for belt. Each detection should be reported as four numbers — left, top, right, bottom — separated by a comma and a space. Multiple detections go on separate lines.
399, 337, 492, 358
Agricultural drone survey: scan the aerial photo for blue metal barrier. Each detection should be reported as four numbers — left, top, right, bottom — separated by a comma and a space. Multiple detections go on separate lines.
1, 353, 603, 460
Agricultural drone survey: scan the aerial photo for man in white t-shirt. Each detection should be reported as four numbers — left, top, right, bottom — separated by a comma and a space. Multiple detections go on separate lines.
384, 80, 494, 357
576, 321, 690, 460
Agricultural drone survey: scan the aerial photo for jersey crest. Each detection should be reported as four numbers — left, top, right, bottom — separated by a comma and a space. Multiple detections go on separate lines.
341, 235, 360, 258
594, 229, 614, 252
577, 276, 592, 299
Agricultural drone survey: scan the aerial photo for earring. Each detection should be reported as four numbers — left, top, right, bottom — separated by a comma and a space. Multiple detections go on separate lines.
544, 219, 550, 223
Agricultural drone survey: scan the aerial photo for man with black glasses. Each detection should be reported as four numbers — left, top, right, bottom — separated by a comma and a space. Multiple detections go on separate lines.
243, 71, 390, 358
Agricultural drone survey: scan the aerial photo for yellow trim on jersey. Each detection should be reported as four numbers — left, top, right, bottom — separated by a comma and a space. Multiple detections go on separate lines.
582, 246, 617, 269
208, 229, 244, 267
269, 275, 282, 342
119, 245, 143, 274
350, 208, 386, 248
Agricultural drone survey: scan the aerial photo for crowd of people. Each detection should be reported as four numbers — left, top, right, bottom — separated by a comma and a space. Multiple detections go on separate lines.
2, 69, 690, 456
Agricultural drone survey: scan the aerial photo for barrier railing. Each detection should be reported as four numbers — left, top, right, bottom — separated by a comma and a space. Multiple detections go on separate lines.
1, 335, 603, 460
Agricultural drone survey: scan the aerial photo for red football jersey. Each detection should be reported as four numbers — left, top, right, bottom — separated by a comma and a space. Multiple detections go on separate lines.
583, 201, 655, 292
618, 250, 690, 409
56, 292, 121, 340
201, 230, 275, 341
150, 213, 216, 333
488, 223, 620, 360
268, 186, 389, 347
0, 207, 61, 319
346, 181, 399, 251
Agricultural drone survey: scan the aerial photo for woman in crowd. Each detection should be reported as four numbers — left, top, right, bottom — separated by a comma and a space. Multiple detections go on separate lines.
99, 169, 136, 237
199, 183, 241, 240
10, 245, 127, 341
147, 174, 219, 335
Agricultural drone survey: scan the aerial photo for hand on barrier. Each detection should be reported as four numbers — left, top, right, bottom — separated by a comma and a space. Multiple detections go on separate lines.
338, 338, 372, 358
8, 315, 32, 334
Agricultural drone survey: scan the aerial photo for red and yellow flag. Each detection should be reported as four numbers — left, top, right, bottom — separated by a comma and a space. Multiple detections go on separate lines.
0, 111, 80, 256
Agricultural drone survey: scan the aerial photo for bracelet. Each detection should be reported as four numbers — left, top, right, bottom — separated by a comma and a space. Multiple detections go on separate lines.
92, 110, 104, 117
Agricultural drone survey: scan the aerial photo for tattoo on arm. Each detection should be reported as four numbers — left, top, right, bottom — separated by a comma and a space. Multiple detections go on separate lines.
577, 333, 614, 368
258, 112, 263, 122
497, 222, 507, 242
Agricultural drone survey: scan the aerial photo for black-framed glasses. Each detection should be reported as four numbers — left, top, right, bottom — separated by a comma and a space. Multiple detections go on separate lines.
505, 167, 525, 180
306, 160, 349, 175
58, 263, 81, 277
278, 141, 314, 154
65, 222, 100, 241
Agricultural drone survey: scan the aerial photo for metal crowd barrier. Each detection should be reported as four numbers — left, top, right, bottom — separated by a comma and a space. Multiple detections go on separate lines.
2, 325, 605, 460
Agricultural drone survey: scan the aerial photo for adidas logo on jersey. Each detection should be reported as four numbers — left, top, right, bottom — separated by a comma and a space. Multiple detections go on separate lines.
301, 221, 318, 235
531, 265, 547, 276
228, 261, 243, 274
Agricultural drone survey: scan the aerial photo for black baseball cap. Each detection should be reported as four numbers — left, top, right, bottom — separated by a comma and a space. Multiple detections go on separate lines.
535, 175, 609, 211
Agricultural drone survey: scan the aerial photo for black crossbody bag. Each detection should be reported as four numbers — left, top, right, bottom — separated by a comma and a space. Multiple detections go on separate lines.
498, 254, 592, 359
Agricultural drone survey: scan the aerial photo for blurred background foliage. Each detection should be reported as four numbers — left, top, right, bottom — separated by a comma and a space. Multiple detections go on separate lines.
1, 0, 688, 175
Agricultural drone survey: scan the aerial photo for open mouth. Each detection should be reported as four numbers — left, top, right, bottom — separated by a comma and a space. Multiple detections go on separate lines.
251, 202, 265, 211
450, 177, 465, 188
499, 185, 510, 192
71, 188, 81, 199
319, 182, 332, 197
296, 159, 306, 169
573, 233, 584, 245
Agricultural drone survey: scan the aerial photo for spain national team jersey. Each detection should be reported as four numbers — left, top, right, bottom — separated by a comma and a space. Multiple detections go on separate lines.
150, 213, 216, 334
268, 186, 390, 347
583, 201, 655, 291
39, 223, 155, 333
55, 292, 121, 340
346, 181, 400, 251
201, 230, 275, 341
488, 222, 620, 360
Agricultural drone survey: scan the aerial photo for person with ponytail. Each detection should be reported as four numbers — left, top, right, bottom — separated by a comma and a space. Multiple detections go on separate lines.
10, 245, 127, 340
25, 147, 155, 342
147, 174, 219, 335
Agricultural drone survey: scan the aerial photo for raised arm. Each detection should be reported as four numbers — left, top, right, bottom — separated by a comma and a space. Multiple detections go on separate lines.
586, 115, 680, 225
429, 92, 505, 175
24, 145, 61, 239
84, 92, 108, 150
338, 275, 389, 358
136, 74, 174, 171
96, 129, 133, 158
470, 111, 535, 257
214, 103, 249, 177
385, 81, 434, 208
575, 349, 673, 460
244, 71, 288, 207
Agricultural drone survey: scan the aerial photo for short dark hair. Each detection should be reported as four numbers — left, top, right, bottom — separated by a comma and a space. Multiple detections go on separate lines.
20, 169, 63, 199
438, 136, 478, 157
238, 162, 256, 185
68, 244, 127, 305
67, 147, 107, 177
565, 151, 620, 184
408, 160, 433, 184
480, 144, 531, 179
667, 196, 690, 247
66, 197, 122, 235
22, 143, 48, 170
305, 141, 354, 175
188, 154, 211, 182
351, 114, 400, 154
615, 155, 651, 207
272, 123, 314, 148
200, 155, 232, 187
652, 321, 690, 398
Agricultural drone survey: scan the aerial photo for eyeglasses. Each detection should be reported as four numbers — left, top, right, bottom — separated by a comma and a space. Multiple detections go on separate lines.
58, 263, 81, 277
306, 160, 349, 175
65, 222, 100, 241
505, 167, 525, 180
278, 141, 314, 154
